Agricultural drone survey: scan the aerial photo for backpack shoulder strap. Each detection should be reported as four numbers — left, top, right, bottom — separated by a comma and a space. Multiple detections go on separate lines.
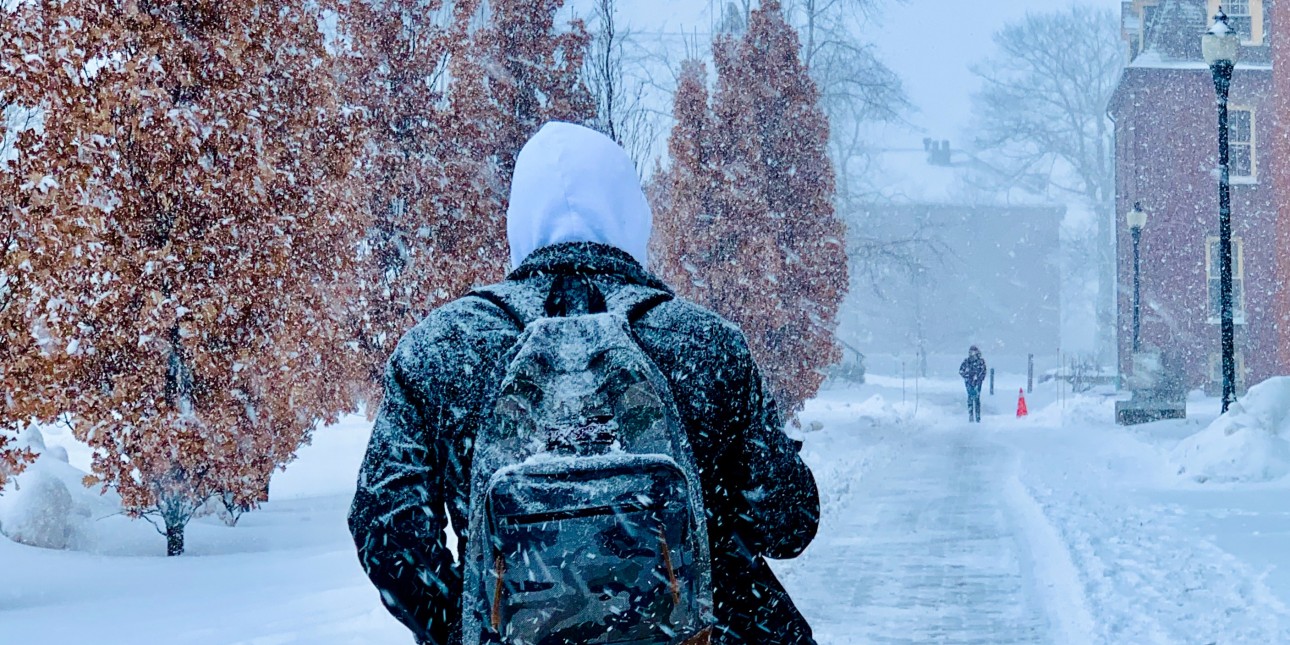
606, 283, 673, 325
474, 279, 673, 331
471, 280, 550, 331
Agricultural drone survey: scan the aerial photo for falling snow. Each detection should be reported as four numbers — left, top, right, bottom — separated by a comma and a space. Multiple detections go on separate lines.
6, 1, 1290, 644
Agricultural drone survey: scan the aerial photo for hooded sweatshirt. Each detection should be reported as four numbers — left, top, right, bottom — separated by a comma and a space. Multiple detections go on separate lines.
349, 122, 818, 645
505, 121, 652, 269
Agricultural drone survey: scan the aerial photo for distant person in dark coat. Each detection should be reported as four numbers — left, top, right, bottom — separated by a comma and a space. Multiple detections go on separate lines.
347, 122, 819, 645
959, 346, 987, 423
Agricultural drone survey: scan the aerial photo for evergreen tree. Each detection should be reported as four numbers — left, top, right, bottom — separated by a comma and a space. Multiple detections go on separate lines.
655, 0, 847, 416
2, 0, 364, 554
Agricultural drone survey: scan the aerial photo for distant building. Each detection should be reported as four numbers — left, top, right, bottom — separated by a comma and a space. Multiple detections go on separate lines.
1111, 0, 1290, 392
839, 141, 1063, 366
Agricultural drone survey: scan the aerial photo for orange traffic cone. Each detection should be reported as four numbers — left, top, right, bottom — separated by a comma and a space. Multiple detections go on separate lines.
1016, 388, 1029, 418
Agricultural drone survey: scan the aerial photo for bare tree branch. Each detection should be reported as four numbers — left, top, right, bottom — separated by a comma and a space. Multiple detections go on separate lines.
583, 0, 661, 172
968, 4, 1124, 361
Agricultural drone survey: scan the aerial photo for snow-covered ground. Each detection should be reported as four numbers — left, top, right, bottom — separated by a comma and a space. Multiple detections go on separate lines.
778, 374, 1290, 643
1, 415, 411, 643
7, 371, 1290, 643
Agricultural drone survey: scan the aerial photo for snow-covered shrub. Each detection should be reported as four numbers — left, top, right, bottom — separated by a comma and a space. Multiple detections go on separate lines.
2, 468, 83, 549
1171, 377, 1290, 484
0, 426, 93, 550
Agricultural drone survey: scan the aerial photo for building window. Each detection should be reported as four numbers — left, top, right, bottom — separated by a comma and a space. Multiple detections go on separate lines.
1209, 0, 1264, 45
1229, 107, 1255, 180
1208, 352, 1247, 391
1206, 236, 1246, 324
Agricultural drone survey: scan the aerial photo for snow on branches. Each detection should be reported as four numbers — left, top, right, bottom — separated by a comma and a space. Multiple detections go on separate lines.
0, 0, 596, 549
654, 0, 847, 417
339, 0, 594, 405
2, 0, 365, 554
1, 13, 77, 494
337, 0, 468, 403
0, 431, 36, 493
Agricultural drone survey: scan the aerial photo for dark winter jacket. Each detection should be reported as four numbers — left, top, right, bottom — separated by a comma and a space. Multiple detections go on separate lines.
348, 242, 821, 645
959, 353, 987, 389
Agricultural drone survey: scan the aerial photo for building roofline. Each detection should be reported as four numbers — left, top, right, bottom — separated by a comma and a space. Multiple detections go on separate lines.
1109, 67, 1132, 120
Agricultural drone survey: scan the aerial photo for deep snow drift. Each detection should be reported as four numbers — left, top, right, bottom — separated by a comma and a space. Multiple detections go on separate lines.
1171, 376, 1290, 484
6, 372, 1290, 643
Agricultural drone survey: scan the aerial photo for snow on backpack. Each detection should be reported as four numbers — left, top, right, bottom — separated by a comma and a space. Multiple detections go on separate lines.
461, 275, 714, 645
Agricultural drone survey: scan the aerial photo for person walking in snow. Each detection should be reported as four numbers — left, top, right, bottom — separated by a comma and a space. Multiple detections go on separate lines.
960, 346, 987, 423
348, 122, 819, 645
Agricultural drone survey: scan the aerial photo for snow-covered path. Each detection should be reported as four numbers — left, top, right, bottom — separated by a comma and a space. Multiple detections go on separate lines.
776, 380, 1290, 645
780, 424, 1049, 644
1003, 420, 1290, 644
11, 377, 1290, 644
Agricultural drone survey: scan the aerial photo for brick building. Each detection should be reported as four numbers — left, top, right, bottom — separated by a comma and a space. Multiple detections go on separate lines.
1111, 0, 1290, 392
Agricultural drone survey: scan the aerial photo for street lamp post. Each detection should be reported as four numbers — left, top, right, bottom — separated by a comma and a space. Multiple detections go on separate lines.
1127, 202, 1148, 353
1203, 8, 1240, 414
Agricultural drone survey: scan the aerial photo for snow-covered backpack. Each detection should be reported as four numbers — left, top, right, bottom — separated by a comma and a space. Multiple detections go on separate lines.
461, 276, 715, 645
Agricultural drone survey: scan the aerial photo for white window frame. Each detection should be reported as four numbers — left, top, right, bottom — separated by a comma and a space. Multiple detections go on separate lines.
1228, 106, 1257, 183
1206, 235, 1246, 325
1208, 0, 1264, 45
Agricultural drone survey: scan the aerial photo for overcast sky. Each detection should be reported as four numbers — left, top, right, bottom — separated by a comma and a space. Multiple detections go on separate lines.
615, 0, 1126, 148
871, 0, 1124, 145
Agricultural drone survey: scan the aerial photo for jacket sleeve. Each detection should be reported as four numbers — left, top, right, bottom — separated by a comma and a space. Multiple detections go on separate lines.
348, 355, 459, 645
725, 356, 820, 560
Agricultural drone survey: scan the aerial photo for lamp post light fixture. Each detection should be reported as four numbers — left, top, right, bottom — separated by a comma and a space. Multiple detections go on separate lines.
1127, 202, 1148, 353
1203, 7, 1240, 414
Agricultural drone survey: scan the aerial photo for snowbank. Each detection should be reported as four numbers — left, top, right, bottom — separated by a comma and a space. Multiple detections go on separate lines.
836, 393, 907, 427
1171, 377, 1290, 484
0, 426, 100, 550
802, 389, 913, 430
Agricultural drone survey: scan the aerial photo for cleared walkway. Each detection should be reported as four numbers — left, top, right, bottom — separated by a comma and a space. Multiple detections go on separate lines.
781, 427, 1049, 644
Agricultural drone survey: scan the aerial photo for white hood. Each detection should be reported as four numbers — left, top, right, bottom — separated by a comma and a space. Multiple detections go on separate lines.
506, 122, 653, 269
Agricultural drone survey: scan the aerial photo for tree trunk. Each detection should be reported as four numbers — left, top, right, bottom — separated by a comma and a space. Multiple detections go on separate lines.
805, 0, 816, 71
166, 519, 185, 556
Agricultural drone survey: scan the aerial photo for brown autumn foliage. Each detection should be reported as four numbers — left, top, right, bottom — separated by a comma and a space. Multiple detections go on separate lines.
1, 122, 42, 491
2, 0, 364, 554
468, 0, 596, 179
654, 0, 848, 417
338, 0, 468, 405
341, 0, 595, 406
446, 0, 595, 265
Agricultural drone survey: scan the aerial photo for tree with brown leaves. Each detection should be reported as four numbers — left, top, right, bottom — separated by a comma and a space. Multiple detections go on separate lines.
338, 0, 468, 404
1, 125, 36, 491
654, 0, 847, 417
340, 0, 594, 405
469, 0, 596, 181
2, 0, 364, 554
420, 0, 595, 308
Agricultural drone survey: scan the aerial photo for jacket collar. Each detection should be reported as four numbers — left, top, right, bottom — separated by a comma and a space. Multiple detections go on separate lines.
508, 242, 672, 293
